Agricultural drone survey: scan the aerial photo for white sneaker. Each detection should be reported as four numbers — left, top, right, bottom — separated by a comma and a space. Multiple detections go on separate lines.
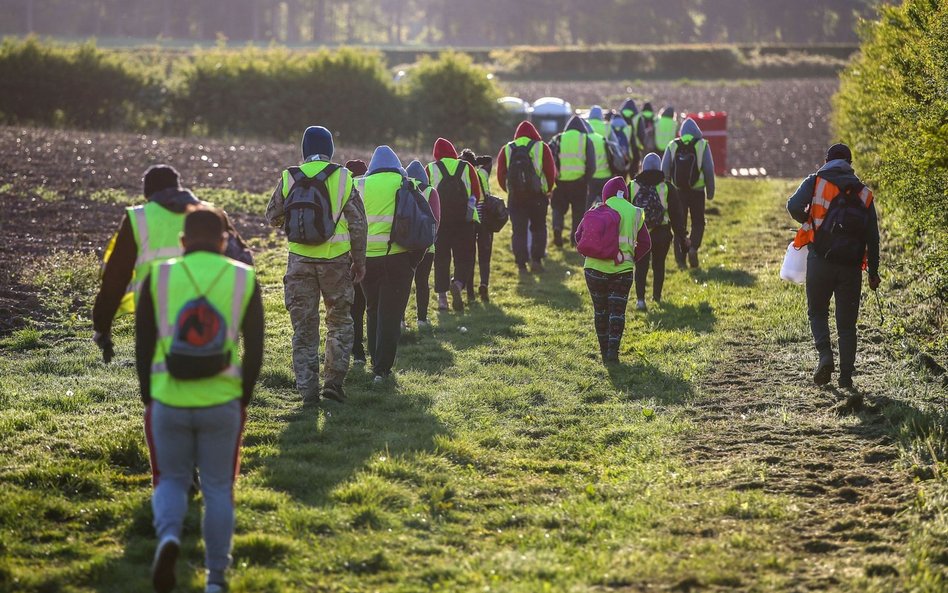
373, 375, 385, 384
636, 299, 647, 311
417, 319, 430, 328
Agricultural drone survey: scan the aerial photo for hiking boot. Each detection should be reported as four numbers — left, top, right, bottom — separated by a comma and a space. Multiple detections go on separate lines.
635, 299, 647, 311
552, 232, 564, 248
838, 374, 854, 389
813, 359, 834, 386
151, 537, 180, 593
320, 382, 346, 403
688, 247, 700, 268
530, 260, 545, 273
450, 281, 465, 312
518, 263, 530, 276
478, 285, 490, 303
437, 293, 449, 311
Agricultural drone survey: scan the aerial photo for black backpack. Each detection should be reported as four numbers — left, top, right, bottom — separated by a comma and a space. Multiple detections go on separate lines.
435, 161, 471, 225
481, 193, 509, 233
812, 181, 869, 266
283, 164, 343, 244
506, 140, 544, 199
389, 178, 437, 254
165, 262, 232, 380
632, 183, 666, 229
671, 140, 701, 189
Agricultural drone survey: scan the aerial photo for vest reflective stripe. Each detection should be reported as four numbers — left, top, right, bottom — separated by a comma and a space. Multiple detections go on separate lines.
632, 181, 670, 226
668, 139, 709, 189
583, 197, 646, 274
504, 137, 549, 193
558, 130, 588, 181
150, 252, 255, 408
589, 133, 611, 179
428, 158, 472, 198
282, 160, 353, 259
127, 203, 187, 303
362, 172, 406, 258
793, 178, 874, 249
655, 116, 678, 151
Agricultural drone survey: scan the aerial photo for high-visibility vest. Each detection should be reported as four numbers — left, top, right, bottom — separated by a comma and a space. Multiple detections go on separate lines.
357, 171, 406, 258
793, 177, 874, 249
149, 251, 255, 408
587, 118, 610, 139
127, 203, 187, 303
655, 116, 678, 152
503, 136, 549, 193
427, 158, 472, 198
667, 138, 710, 190
476, 167, 491, 196
589, 132, 611, 180
558, 129, 588, 182
583, 196, 645, 274
631, 180, 670, 227
280, 160, 353, 259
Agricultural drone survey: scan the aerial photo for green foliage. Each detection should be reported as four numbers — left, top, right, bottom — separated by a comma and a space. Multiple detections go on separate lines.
402, 51, 505, 151
834, 0, 948, 350
174, 46, 398, 143
0, 37, 152, 128
19, 249, 101, 326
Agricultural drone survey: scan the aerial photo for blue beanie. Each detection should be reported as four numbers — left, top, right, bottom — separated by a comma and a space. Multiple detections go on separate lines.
301, 126, 334, 160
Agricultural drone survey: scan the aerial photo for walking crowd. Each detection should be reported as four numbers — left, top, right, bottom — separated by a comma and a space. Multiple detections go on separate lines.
89, 96, 880, 593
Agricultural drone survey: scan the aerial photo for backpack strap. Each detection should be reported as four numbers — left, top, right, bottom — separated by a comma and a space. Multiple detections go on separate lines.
386, 175, 411, 256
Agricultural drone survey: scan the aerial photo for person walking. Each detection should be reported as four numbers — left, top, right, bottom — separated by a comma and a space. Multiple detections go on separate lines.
618, 98, 642, 174
92, 165, 250, 362
426, 138, 482, 312
460, 150, 495, 302
654, 106, 678, 154
405, 159, 441, 327
137, 207, 264, 593
585, 114, 614, 209
550, 115, 596, 247
633, 101, 659, 157
787, 143, 881, 389
632, 153, 689, 310
265, 126, 367, 404
495, 120, 557, 274
580, 177, 651, 364
662, 117, 716, 269
345, 159, 370, 364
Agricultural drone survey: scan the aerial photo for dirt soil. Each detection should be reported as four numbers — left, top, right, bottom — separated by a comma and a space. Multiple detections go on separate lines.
687, 336, 912, 590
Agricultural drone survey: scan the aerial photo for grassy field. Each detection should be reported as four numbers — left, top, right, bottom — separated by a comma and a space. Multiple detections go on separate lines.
0, 178, 945, 592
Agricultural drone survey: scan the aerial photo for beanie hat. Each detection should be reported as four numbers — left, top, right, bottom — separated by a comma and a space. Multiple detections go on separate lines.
602, 176, 630, 202
826, 143, 852, 163
345, 159, 368, 176
301, 126, 334, 160
142, 164, 180, 198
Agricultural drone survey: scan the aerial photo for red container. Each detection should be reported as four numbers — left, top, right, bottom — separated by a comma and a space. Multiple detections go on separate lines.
685, 111, 727, 176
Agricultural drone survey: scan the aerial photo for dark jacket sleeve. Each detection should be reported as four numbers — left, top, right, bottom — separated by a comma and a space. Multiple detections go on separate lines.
92, 214, 136, 335
135, 274, 157, 404
585, 136, 596, 180
866, 202, 880, 278
666, 187, 687, 240
787, 175, 817, 224
240, 283, 265, 406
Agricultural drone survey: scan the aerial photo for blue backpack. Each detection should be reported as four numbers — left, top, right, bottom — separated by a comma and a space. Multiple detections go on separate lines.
389, 177, 437, 254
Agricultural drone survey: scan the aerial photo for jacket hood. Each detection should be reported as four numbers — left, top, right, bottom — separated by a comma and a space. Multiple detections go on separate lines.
660, 106, 675, 118
588, 105, 604, 120
406, 160, 429, 185
367, 145, 405, 175
635, 154, 664, 186
301, 125, 334, 160
150, 187, 201, 213
621, 99, 638, 116
514, 120, 542, 140
433, 137, 459, 160
679, 118, 703, 140
610, 116, 628, 129
641, 153, 662, 172
642, 102, 654, 114
817, 159, 861, 188
603, 176, 629, 202
564, 115, 589, 133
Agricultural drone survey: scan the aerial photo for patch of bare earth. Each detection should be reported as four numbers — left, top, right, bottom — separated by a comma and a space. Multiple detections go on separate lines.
686, 336, 912, 590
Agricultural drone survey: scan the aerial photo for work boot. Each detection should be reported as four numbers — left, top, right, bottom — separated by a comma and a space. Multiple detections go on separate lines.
675, 245, 687, 269
478, 285, 490, 303
838, 374, 854, 389
450, 280, 465, 312
813, 358, 834, 386
437, 293, 449, 311
320, 381, 346, 403
688, 247, 700, 269
530, 260, 545, 273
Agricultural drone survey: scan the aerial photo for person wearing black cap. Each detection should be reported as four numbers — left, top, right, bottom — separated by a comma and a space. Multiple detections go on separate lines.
787, 143, 881, 389
92, 164, 250, 363
266, 126, 368, 404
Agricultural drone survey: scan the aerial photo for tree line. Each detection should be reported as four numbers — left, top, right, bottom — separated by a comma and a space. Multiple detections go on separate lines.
1, 0, 880, 46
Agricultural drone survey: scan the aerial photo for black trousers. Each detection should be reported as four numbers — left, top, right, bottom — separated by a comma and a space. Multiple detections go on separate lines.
674, 187, 706, 262
351, 282, 367, 360
413, 251, 434, 321
552, 179, 588, 245
635, 225, 672, 301
468, 223, 494, 288
509, 196, 548, 265
434, 221, 475, 293
362, 252, 415, 376
584, 268, 635, 359
806, 254, 863, 376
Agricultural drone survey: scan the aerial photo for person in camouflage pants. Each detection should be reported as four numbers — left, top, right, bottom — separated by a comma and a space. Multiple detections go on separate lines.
266, 126, 367, 403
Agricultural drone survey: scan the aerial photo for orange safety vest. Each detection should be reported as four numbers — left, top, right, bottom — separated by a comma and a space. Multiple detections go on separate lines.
793, 176, 873, 249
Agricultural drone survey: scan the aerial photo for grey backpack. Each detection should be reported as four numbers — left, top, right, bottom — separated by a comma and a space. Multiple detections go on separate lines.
283, 164, 342, 244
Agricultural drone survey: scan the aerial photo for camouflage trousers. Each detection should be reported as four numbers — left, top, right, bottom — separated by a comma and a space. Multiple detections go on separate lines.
283, 254, 355, 398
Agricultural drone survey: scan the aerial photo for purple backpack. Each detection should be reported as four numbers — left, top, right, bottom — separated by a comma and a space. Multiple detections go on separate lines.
576, 202, 622, 262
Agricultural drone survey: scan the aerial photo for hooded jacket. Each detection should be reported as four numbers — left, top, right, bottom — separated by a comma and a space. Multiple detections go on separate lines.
787, 159, 880, 277
426, 138, 483, 203
406, 159, 441, 226
553, 115, 596, 183
661, 118, 716, 200
496, 121, 557, 193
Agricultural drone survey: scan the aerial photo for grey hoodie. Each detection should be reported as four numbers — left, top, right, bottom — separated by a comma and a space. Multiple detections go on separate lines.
367, 145, 406, 176
661, 118, 716, 199
405, 160, 429, 185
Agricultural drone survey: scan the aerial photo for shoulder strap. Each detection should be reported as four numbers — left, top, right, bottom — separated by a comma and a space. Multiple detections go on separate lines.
287, 166, 306, 184
314, 163, 340, 183
435, 160, 451, 182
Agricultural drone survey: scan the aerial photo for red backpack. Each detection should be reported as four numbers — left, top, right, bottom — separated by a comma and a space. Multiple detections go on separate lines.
576, 202, 622, 262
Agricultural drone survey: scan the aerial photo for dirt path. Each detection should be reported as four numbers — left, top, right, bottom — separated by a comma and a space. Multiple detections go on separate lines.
687, 335, 912, 590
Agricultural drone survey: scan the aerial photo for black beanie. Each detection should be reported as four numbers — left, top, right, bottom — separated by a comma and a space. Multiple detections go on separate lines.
826, 143, 852, 163
301, 126, 334, 160
143, 165, 180, 198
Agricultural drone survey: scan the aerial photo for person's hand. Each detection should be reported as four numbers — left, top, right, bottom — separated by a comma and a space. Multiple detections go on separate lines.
869, 275, 881, 291
93, 331, 114, 363
351, 260, 366, 284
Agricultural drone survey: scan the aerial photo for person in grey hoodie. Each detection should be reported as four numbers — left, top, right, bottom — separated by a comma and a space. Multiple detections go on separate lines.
662, 117, 715, 268
405, 159, 442, 326
550, 115, 596, 247
787, 143, 881, 389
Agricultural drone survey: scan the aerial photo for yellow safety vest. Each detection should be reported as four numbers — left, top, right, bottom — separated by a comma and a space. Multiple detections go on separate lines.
127, 203, 187, 303
655, 116, 678, 152
583, 197, 645, 275
280, 160, 353, 259
358, 171, 407, 258
558, 129, 588, 182
503, 137, 549, 193
589, 132, 611, 180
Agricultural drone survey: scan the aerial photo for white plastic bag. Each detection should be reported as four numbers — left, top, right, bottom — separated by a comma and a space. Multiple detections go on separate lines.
780, 243, 808, 284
